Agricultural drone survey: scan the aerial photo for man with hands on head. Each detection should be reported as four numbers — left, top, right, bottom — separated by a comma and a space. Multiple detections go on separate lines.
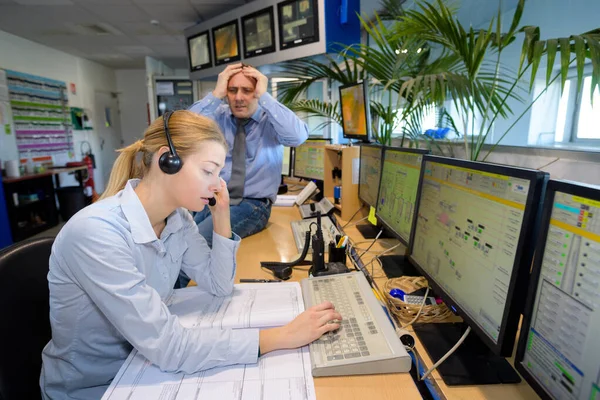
188, 62, 308, 249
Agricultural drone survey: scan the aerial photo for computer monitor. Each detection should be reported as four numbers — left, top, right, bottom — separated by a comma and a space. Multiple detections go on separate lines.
212, 19, 241, 66
282, 146, 292, 177
408, 155, 548, 385
293, 138, 330, 181
375, 147, 429, 246
358, 144, 383, 208
339, 81, 371, 143
277, 0, 319, 50
515, 180, 600, 400
242, 6, 276, 59
187, 30, 212, 71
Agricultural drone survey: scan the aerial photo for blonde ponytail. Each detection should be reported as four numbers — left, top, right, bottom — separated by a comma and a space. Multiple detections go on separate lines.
100, 111, 226, 200
99, 140, 144, 200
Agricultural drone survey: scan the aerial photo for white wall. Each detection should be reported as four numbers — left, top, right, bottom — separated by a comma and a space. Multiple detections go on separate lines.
486, 0, 600, 146
116, 70, 148, 146
0, 29, 119, 191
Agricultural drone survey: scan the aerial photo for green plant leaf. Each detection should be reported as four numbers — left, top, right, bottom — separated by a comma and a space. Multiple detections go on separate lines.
573, 35, 586, 94
559, 37, 572, 92
546, 39, 558, 84
530, 40, 546, 92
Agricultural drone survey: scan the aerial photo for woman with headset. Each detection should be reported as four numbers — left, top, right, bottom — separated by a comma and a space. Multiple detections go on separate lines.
40, 111, 342, 399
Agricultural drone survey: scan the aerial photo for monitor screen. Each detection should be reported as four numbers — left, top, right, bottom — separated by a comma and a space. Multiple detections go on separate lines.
339, 81, 371, 142
375, 147, 428, 245
409, 156, 547, 355
242, 7, 276, 59
212, 20, 241, 66
277, 0, 319, 50
516, 180, 600, 400
282, 146, 292, 177
358, 144, 383, 208
188, 31, 212, 71
293, 138, 330, 180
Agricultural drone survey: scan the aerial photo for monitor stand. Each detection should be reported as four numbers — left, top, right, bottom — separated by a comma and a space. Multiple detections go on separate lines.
278, 175, 288, 195
355, 224, 393, 239
379, 254, 420, 278
412, 322, 521, 385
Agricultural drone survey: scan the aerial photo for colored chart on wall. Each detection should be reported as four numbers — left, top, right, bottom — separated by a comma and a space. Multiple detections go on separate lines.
5, 70, 72, 157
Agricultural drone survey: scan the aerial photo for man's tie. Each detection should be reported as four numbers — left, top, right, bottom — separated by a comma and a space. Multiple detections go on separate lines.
228, 118, 249, 206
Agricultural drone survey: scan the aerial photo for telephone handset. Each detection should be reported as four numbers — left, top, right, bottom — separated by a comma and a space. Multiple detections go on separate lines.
295, 181, 318, 205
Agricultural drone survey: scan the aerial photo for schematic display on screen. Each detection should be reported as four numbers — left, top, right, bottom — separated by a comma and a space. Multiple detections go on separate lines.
359, 146, 382, 206
282, 146, 291, 177
520, 192, 600, 400
411, 161, 532, 342
376, 150, 424, 243
294, 143, 325, 180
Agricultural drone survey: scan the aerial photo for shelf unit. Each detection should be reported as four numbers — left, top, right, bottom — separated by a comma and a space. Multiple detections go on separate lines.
2, 175, 59, 242
323, 145, 360, 221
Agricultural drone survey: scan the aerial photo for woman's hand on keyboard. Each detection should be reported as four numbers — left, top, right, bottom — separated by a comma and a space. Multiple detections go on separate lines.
259, 301, 342, 354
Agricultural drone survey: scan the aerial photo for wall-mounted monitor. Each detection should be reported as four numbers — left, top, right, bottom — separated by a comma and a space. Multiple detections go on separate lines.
187, 31, 212, 71
242, 6, 276, 59
277, 0, 319, 50
212, 19, 241, 66
339, 80, 371, 143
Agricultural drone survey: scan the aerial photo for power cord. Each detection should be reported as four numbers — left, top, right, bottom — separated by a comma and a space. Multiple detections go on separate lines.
401, 286, 430, 329
357, 228, 383, 259
342, 206, 364, 228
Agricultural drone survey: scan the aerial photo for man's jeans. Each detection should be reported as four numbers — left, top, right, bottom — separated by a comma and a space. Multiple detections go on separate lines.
174, 198, 272, 288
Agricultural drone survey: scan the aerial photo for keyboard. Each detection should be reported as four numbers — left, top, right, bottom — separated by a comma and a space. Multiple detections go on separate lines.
301, 272, 411, 376
291, 216, 340, 253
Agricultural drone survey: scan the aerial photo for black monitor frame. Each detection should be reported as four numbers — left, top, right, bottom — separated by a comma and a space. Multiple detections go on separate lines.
212, 19, 242, 66
408, 155, 548, 356
339, 80, 372, 143
358, 143, 384, 208
514, 179, 600, 400
187, 30, 212, 72
375, 147, 430, 247
277, 0, 320, 51
241, 6, 276, 59
281, 145, 293, 177
292, 137, 331, 181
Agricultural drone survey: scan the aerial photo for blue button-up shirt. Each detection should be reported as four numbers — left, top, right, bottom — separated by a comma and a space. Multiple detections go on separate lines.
40, 180, 258, 400
189, 92, 308, 202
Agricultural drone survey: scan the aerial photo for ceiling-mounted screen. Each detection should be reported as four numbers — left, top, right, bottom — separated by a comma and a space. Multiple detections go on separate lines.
277, 0, 319, 50
212, 19, 241, 66
187, 31, 212, 71
242, 6, 276, 59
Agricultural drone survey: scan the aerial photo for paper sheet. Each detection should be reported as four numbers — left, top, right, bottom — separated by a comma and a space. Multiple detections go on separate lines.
101, 282, 315, 400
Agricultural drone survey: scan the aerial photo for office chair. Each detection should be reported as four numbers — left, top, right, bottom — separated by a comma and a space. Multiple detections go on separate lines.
0, 237, 54, 400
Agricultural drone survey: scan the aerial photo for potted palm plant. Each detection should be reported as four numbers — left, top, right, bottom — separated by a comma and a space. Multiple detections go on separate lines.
277, 0, 600, 161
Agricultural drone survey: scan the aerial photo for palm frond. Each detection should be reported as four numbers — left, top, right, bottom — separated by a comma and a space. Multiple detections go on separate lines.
287, 99, 342, 127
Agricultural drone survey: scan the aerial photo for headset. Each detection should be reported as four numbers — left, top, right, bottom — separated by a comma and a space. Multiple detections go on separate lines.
158, 111, 183, 175
159, 110, 217, 206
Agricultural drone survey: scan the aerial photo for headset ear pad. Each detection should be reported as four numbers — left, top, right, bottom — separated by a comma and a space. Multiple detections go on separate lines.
158, 151, 183, 174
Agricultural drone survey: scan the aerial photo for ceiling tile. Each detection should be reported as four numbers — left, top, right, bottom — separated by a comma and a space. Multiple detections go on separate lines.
139, 4, 199, 23
116, 45, 154, 55
79, 4, 150, 22
149, 43, 187, 57
136, 35, 182, 45
13, 0, 73, 5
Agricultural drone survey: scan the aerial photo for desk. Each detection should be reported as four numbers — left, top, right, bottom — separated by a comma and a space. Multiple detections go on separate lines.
234, 206, 422, 400
237, 206, 540, 400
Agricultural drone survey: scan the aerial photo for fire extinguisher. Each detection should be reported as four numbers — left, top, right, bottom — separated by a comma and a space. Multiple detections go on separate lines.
81, 141, 98, 202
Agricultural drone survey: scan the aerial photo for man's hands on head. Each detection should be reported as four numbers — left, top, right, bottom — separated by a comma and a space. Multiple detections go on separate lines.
241, 65, 268, 98
212, 63, 268, 99
213, 63, 243, 99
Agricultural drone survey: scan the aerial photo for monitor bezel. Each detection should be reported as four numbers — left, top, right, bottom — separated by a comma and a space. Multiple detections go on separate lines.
187, 30, 212, 72
292, 137, 331, 181
514, 179, 600, 400
241, 6, 276, 59
407, 155, 548, 356
339, 80, 372, 143
211, 19, 242, 66
374, 146, 430, 246
277, 0, 320, 51
358, 143, 384, 208
281, 145, 293, 177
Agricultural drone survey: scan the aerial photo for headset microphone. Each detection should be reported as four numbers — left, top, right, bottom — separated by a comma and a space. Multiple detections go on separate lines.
208, 197, 216, 206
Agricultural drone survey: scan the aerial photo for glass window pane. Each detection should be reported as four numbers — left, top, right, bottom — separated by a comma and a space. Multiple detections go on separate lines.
554, 80, 571, 142
576, 76, 600, 139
